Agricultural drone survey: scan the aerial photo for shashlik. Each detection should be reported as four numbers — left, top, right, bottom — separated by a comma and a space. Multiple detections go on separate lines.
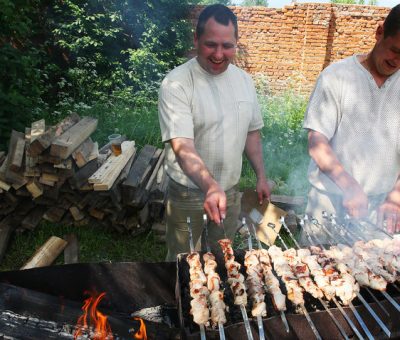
202, 251, 227, 326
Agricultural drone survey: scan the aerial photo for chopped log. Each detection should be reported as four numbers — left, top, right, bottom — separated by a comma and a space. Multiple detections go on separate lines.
68, 158, 98, 189
53, 158, 73, 169
26, 179, 43, 198
10, 138, 25, 172
0, 151, 5, 166
50, 117, 98, 159
145, 149, 165, 192
72, 138, 97, 168
21, 206, 47, 230
39, 177, 55, 187
0, 216, 14, 263
76, 191, 96, 210
29, 113, 80, 157
122, 145, 158, 204
20, 236, 68, 270
69, 206, 85, 221
63, 233, 79, 264
43, 207, 66, 223
89, 141, 136, 191
30, 119, 45, 141
88, 207, 105, 220
149, 162, 168, 201
3, 132, 27, 187
0, 180, 10, 191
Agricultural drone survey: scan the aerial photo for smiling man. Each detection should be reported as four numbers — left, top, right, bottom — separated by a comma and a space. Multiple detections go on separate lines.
302, 4, 400, 242
158, 5, 271, 260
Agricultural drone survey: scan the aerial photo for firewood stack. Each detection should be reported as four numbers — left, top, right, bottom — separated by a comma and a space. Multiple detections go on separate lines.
0, 114, 167, 238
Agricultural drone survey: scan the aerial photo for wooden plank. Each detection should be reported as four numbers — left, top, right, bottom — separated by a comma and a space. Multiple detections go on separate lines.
4, 131, 27, 187
63, 234, 79, 264
90, 141, 136, 191
0, 180, 11, 191
108, 152, 135, 206
50, 117, 98, 159
29, 113, 80, 156
20, 236, 68, 270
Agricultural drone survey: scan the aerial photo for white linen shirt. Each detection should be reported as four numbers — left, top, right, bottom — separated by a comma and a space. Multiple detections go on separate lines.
158, 58, 263, 190
304, 55, 400, 196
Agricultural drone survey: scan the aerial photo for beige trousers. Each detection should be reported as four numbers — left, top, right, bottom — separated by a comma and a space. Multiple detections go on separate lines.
165, 178, 241, 261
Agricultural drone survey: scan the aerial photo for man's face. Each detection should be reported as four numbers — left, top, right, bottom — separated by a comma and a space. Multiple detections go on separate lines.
194, 17, 237, 75
373, 26, 400, 77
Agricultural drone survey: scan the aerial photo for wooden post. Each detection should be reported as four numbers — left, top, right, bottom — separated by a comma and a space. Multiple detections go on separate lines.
20, 236, 68, 270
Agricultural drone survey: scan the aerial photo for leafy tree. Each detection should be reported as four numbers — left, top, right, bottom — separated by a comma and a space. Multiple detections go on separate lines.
197, 0, 232, 5
241, 0, 268, 6
331, 0, 377, 5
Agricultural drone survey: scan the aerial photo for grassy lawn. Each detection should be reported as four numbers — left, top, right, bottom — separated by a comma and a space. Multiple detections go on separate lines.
0, 90, 309, 272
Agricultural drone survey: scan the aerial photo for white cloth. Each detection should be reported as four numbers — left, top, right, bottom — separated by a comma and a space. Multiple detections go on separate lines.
304, 55, 400, 196
158, 58, 263, 190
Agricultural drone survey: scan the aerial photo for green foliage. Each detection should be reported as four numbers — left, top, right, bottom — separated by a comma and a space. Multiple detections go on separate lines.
197, 0, 232, 4
331, 0, 377, 5
241, 0, 268, 6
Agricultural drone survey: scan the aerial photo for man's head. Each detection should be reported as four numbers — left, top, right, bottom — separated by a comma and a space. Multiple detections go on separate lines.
371, 4, 400, 77
194, 5, 238, 75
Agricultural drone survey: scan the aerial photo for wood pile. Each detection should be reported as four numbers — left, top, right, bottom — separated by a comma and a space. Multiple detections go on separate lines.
0, 114, 167, 261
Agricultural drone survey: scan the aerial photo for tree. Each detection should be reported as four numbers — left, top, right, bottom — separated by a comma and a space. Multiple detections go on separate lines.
241, 0, 268, 5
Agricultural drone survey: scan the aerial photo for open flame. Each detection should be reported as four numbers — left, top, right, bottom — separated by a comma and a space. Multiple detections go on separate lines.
74, 291, 113, 340
74, 291, 147, 339
132, 317, 147, 339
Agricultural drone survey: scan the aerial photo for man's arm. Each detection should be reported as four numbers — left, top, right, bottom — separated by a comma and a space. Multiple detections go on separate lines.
308, 129, 368, 218
169, 137, 226, 224
244, 130, 271, 204
377, 175, 400, 233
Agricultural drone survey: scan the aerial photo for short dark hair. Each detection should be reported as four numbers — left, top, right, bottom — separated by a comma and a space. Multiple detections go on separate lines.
384, 4, 400, 38
196, 4, 238, 40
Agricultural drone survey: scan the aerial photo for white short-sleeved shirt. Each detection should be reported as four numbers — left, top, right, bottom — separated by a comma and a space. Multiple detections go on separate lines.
158, 58, 263, 190
304, 55, 400, 196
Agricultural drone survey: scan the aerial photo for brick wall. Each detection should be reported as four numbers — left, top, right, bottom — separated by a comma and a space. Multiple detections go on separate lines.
190, 4, 390, 95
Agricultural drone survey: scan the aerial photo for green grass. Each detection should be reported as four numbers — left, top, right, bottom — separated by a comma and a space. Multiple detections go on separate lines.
0, 222, 166, 271
0, 89, 310, 271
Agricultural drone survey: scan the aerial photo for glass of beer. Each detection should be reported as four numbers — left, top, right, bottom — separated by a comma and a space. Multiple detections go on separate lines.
108, 134, 122, 156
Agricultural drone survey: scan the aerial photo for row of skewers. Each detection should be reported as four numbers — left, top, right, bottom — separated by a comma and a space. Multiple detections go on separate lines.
183, 213, 400, 339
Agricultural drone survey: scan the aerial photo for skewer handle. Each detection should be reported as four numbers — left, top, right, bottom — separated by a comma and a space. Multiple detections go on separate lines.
257, 315, 265, 340
218, 322, 226, 340
199, 324, 207, 340
240, 304, 255, 340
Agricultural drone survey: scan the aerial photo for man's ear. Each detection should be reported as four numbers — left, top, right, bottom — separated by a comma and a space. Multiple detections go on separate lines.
376, 21, 384, 41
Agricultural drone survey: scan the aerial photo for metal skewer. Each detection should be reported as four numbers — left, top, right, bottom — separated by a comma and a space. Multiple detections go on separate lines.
277, 224, 344, 340
301, 220, 371, 340
307, 216, 391, 338
280, 216, 301, 249
243, 218, 265, 340
203, 214, 226, 340
282, 220, 350, 339
250, 223, 290, 333
220, 219, 228, 239
187, 217, 207, 340
267, 222, 289, 250
325, 215, 400, 315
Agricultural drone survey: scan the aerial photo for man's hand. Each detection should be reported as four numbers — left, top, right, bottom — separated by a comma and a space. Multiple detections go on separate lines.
256, 177, 271, 205
342, 183, 368, 219
377, 200, 400, 233
203, 183, 226, 224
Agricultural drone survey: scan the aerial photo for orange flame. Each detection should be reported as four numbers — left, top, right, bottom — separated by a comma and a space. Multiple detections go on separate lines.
74, 291, 113, 340
133, 317, 147, 340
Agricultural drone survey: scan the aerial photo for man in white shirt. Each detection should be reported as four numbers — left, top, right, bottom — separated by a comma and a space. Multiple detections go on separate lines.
158, 4, 271, 260
303, 4, 400, 240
